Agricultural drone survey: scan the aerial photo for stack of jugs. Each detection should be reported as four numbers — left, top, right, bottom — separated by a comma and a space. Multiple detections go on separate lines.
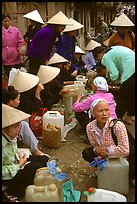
97, 156, 129, 195
84, 187, 127, 202
43, 111, 64, 138
34, 166, 64, 201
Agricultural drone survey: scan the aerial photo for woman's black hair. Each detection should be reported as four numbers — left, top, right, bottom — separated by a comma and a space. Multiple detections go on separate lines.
92, 46, 112, 60
2, 86, 19, 104
2, 14, 11, 21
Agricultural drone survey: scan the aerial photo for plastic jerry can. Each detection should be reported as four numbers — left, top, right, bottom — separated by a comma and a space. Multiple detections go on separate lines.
43, 111, 64, 131
42, 124, 61, 148
25, 184, 60, 202
85, 187, 127, 202
97, 156, 129, 195
8, 68, 18, 86
34, 167, 64, 201
74, 81, 87, 96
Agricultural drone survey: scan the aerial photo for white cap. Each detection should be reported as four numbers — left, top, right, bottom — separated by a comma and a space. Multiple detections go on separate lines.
75, 45, 85, 54
23, 10, 44, 24
110, 13, 134, 27
47, 11, 72, 25
48, 53, 68, 65
10, 70, 39, 93
63, 18, 84, 32
85, 39, 101, 51
2, 104, 31, 128
37, 65, 60, 84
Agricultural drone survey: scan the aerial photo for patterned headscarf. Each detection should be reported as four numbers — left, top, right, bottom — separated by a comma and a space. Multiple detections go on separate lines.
90, 98, 108, 113
93, 76, 108, 92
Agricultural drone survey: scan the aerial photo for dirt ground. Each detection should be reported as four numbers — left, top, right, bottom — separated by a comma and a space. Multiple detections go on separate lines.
38, 120, 135, 202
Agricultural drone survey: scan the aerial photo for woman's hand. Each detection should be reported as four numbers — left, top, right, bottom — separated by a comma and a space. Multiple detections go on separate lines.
35, 83, 44, 100
19, 155, 27, 168
94, 146, 109, 158
59, 88, 69, 95
76, 94, 83, 101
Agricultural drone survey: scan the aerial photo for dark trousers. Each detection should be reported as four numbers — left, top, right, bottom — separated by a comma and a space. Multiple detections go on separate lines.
116, 73, 135, 118
2, 155, 49, 199
29, 58, 42, 75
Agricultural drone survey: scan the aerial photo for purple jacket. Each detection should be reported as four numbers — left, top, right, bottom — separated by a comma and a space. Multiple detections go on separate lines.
2, 26, 23, 66
27, 25, 56, 63
56, 33, 76, 61
72, 90, 117, 119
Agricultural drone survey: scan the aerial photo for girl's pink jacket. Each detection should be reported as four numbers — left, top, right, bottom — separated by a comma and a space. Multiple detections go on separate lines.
2, 26, 24, 66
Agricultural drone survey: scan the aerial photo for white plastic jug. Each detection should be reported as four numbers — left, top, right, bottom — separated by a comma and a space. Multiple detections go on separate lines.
8, 68, 18, 86
43, 111, 64, 130
74, 81, 87, 96
25, 184, 60, 202
86, 187, 127, 202
34, 167, 63, 201
97, 156, 129, 195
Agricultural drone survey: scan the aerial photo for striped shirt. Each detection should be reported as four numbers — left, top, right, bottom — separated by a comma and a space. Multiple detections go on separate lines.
86, 117, 129, 157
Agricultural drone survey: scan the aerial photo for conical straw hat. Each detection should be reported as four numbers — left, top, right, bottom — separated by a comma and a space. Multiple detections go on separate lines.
23, 10, 44, 24
75, 45, 85, 54
47, 11, 72, 25
10, 70, 39, 93
2, 104, 31, 128
110, 13, 134, 26
63, 18, 84, 32
103, 38, 109, 47
85, 39, 101, 51
37, 65, 60, 84
48, 53, 68, 65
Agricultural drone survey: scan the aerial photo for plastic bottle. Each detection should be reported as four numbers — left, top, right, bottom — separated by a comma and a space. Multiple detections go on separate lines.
84, 187, 127, 202
25, 184, 60, 202
34, 167, 64, 201
97, 156, 129, 195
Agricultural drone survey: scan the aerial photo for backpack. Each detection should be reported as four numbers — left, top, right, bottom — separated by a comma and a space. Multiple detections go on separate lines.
110, 118, 135, 179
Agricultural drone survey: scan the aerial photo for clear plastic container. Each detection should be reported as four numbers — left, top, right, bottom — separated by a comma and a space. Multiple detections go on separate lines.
97, 156, 129, 195
86, 187, 127, 202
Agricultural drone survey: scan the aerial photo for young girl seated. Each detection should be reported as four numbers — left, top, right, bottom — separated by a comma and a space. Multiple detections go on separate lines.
2, 104, 49, 201
72, 76, 117, 133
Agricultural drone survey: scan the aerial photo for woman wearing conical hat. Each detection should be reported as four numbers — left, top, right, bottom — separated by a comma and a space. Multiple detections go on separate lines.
72, 45, 87, 76
56, 18, 84, 62
7, 66, 60, 114
108, 13, 135, 50
2, 104, 50, 201
84, 39, 101, 71
23, 10, 44, 48
27, 11, 71, 75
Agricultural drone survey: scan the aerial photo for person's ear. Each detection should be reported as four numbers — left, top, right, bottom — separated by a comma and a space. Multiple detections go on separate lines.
8, 99, 13, 106
91, 111, 95, 118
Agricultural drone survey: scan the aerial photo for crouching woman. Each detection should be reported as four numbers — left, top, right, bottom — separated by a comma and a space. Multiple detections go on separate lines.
82, 98, 134, 182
